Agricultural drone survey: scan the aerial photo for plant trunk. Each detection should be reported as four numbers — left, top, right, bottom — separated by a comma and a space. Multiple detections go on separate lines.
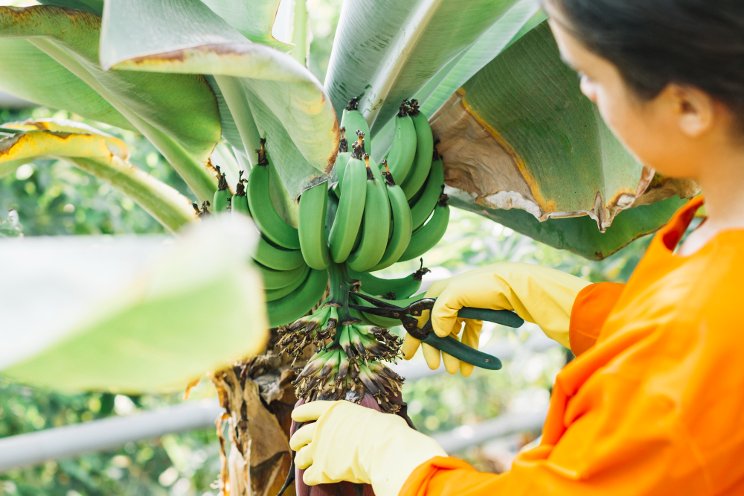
212, 330, 303, 496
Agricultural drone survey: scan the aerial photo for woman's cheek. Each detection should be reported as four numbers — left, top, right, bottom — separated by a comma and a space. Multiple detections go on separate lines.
596, 96, 636, 149
580, 77, 598, 103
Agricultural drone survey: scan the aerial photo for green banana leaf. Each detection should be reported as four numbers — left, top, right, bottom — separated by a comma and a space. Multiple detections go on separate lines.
447, 192, 689, 260
370, 0, 544, 159
100, 0, 339, 200
432, 21, 696, 257
35, 0, 283, 42
0, 216, 269, 393
324, 0, 525, 132
415, 1, 546, 118
0, 119, 196, 232
199, 0, 285, 47
0, 6, 220, 202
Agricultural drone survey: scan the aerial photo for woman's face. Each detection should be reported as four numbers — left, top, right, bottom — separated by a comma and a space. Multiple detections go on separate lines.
547, 12, 704, 179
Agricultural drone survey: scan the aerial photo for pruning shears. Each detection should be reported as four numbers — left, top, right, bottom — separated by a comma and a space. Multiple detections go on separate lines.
350, 294, 524, 370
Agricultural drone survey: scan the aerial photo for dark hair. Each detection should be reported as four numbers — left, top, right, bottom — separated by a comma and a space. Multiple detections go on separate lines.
544, 0, 744, 130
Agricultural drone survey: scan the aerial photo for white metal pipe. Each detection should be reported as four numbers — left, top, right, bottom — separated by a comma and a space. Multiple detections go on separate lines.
433, 409, 546, 453
0, 400, 222, 472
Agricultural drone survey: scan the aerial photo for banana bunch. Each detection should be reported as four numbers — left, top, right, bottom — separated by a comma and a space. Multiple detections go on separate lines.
204, 99, 449, 350
200, 99, 458, 419
296, 99, 450, 279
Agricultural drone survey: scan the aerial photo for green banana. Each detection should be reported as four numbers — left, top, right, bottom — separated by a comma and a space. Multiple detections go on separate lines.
333, 130, 368, 198
351, 307, 400, 329
373, 291, 427, 307
338, 324, 353, 354
349, 263, 429, 299
340, 97, 370, 155
332, 151, 352, 198
333, 128, 350, 178
231, 170, 250, 216
267, 269, 329, 328
385, 101, 417, 185
253, 235, 305, 271
399, 197, 450, 262
288, 303, 333, 333
212, 166, 232, 213
344, 324, 373, 358
298, 180, 330, 270
350, 291, 426, 328
401, 100, 435, 200
409, 156, 444, 230
325, 305, 340, 330
257, 263, 310, 290
247, 139, 300, 250
347, 156, 391, 272
328, 149, 367, 263
265, 264, 312, 301
370, 166, 413, 271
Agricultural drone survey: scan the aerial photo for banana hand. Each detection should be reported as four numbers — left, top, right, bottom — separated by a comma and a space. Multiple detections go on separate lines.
402, 263, 591, 377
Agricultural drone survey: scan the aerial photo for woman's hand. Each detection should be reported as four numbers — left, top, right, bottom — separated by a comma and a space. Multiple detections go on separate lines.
402, 263, 591, 376
290, 400, 446, 496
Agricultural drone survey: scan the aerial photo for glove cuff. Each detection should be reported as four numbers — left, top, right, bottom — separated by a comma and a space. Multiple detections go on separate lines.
368, 424, 447, 496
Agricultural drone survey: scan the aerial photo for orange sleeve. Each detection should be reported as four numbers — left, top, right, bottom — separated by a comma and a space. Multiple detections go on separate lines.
568, 282, 624, 356
399, 372, 707, 496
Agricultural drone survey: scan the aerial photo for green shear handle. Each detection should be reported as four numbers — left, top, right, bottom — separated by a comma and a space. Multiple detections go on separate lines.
447, 307, 524, 329
418, 306, 524, 370
350, 292, 525, 371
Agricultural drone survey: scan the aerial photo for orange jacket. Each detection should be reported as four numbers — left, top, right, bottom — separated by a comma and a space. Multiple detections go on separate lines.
400, 197, 744, 495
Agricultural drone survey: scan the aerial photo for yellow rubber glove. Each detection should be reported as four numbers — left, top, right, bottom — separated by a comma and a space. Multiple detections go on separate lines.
290, 400, 446, 496
402, 262, 591, 376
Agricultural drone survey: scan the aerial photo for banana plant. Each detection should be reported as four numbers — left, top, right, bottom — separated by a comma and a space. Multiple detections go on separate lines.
0, 0, 695, 494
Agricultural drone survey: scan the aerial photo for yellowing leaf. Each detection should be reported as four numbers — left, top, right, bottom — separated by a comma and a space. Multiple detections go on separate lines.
0, 119, 195, 231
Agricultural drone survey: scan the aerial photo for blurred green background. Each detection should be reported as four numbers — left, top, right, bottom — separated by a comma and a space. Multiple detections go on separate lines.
0, 0, 651, 493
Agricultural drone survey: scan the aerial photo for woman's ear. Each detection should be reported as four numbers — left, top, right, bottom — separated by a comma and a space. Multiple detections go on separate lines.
666, 85, 715, 137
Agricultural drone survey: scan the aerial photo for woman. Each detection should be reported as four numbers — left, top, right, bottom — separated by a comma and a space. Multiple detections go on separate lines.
289, 1, 744, 494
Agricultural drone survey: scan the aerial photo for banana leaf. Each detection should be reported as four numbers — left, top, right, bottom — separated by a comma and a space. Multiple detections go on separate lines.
100, 0, 339, 200
432, 21, 697, 256
0, 216, 269, 393
0, 119, 195, 232
324, 0, 524, 131
199, 0, 285, 47
370, 0, 544, 159
0, 6, 220, 201
447, 191, 689, 259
